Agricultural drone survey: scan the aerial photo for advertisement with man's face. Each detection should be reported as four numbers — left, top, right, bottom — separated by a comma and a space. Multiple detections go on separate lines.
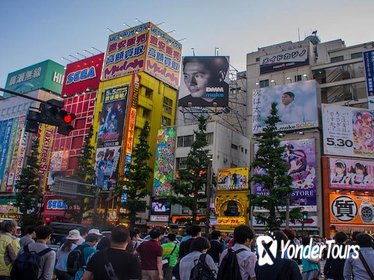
322, 104, 374, 159
178, 56, 230, 108
217, 167, 248, 191
253, 138, 317, 211
94, 146, 121, 190
252, 80, 319, 134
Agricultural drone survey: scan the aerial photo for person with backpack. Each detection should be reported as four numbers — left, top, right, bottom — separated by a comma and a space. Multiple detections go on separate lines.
255, 230, 302, 280
11, 225, 55, 280
323, 231, 347, 280
179, 225, 201, 259
179, 236, 217, 280
161, 233, 179, 280
207, 230, 224, 264
0, 220, 20, 279
218, 225, 256, 280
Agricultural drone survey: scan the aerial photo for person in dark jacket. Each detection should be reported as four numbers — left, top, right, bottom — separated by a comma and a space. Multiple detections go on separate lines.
324, 231, 347, 280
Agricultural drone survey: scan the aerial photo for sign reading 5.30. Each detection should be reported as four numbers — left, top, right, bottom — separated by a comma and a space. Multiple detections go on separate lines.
326, 137, 353, 147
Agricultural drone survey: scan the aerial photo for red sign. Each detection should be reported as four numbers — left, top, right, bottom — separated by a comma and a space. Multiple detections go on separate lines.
62, 53, 104, 97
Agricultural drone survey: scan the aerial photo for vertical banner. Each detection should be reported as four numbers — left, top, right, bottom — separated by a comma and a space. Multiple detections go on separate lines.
14, 127, 28, 184
152, 128, 176, 197
0, 119, 14, 187
363, 50, 374, 110
2, 118, 19, 191
38, 125, 55, 192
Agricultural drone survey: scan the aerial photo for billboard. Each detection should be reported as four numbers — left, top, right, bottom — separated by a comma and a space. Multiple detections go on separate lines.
0, 119, 14, 187
62, 53, 104, 97
178, 56, 230, 107
102, 24, 148, 81
322, 104, 374, 158
47, 150, 69, 186
252, 80, 319, 134
363, 50, 374, 110
217, 167, 249, 191
329, 157, 374, 191
145, 23, 182, 89
38, 125, 55, 191
94, 146, 121, 190
253, 138, 317, 211
152, 128, 176, 197
260, 47, 309, 74
97, 85, 129, 148
150, 197, 171, 222
330, 193, 374, 225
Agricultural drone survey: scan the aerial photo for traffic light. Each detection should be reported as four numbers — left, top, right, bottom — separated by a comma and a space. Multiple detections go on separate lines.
302, 211, 308, 220
57, 110, 76, 136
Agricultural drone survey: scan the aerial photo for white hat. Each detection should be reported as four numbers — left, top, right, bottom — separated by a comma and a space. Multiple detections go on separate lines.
66, 229, 81, 240
88, 229, 102, 236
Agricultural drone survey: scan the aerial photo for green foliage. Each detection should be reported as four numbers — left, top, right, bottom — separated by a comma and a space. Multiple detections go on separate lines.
118, 121, 152, 228
169, 116, 210, 224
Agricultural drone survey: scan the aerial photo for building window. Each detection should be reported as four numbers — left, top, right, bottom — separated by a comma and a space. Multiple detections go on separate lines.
71, 136, 84, 149
245, 149, 248, 154
331, 56, 344, 63
68, 156, 79, 170
259, 79, 269, 88
145, 87, 153, 99
256, 57, 260, 62
351, 52, 362, 59
162, 116, 171, 126
163, 97, 173, 114
176, 157, 187, 170
143, 108, 151, 119
206, 132, 213, 145
177, 135, 194, 147
231, 144, 238, 150
75, 118, 86, 130
294, 75, 302, 82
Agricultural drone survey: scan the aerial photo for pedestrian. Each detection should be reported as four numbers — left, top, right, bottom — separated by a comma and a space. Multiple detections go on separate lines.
207, 230, 224, 264
19, 226, 35, 249
179, 237, 217, 280
255, 230, 302, 280
73, 233, 99, 280
323, 231, 347, 280
301, 236, 320, 280
82, 225, 141, 280
0, 220, 20, 279
343, 233, 374, 280
219, 225, 257, 280
87, 229, 102, 238
130, 228, 142, 252
55, 229, 80, 280
137, 228, 163, 280
179, 225, 201, 259
96, 236, 110, 251
161, 233, 179, 280
77, 227, 88, 245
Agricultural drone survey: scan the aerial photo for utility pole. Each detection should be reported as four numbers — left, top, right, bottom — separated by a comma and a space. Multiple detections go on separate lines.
205, 159, 212, 234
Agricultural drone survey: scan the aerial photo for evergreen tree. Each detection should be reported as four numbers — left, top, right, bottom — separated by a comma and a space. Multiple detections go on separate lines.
170, 116, 210, 224
250, 103, 301, 230
118, 121, 152, 228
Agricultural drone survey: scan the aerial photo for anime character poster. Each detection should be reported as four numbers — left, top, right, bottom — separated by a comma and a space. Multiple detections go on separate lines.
94, 146, 121, 190
253, 138, 317, 210
97, 85, 129, 148
217, 167, 249, 191
329, 157, 374, 191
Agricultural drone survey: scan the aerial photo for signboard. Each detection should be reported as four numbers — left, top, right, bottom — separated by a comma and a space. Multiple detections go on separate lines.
217, 167, 248, 191
38, 125, 55, 191
47, 150, 69, 185
46, 199, 67, 210
322, 104, 374, 158
150, 198, 171, 223
152, 128, 176, 197
2, 117, 19, 191
94, 146, 121, 190
178, 56, 230, 107
252, 80, 319, 134
218, 216, 246, 226
0, 119, 14, 187
252, 215, 318, 227
260, 47, 309, 74
330, 193, 374, 225
253, 138, 317, 211
363, 50, 374, 110
329, 157, 374, 191
62, 53, 104, 97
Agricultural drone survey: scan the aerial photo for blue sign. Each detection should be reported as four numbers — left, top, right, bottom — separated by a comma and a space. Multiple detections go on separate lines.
47, 199, 67, 210
364, 50, 374, 97
0, 120, 13, 186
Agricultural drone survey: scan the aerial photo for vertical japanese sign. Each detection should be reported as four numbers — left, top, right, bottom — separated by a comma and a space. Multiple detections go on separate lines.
152, 128, 176, 197
14, 126, 28, 184
363, 50, 374, 110
2, 118, 19, 191
0, 119, 14, 187
38, 125, 55, 191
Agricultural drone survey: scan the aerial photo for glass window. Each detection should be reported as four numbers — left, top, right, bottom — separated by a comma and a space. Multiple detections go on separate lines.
231, 144, 238, 150
68, 156, 79, 170
143, 108, 151, 119
162, 116, 171, 126
331, 56, 344, 63
177, 135, 194, 147
259, 79, 269, 88
75, 118, 86, 130
163, 97, 173, 114
351, 52, 362, 59
71, 136, 84, 149
145, 87, 153, 99
176, 157, 187, 170
294, 75, 302, 81
206, 133, 213, 145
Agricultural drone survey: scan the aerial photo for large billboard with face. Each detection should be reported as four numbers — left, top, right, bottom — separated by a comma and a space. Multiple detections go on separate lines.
217, 167, 249, 191
253, 138, 317, 211
363, 50, 374, 110
322, 104, 374, 158
252, 80, 319, 134
178, 56, 230, 107
62, 53, 104, 97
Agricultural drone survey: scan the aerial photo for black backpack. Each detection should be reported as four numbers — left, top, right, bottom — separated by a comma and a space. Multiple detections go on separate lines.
190, 253, 215, 280
10, 245, 52, 280
66, 244, 89, 276
217, 248, 246, 280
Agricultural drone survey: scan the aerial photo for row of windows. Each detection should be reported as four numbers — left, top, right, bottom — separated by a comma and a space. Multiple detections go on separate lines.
177, 133, 214, 147
231, 144, 248, 154
331, 52, 362, 63
1, 103, 30, 116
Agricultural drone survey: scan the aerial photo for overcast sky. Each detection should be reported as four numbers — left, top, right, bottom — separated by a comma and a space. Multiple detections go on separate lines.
1, 0, 374, 88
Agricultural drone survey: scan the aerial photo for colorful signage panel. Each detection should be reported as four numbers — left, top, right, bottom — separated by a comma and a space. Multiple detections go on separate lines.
38, 125, 55, 191
329, 157, 374, 191
178, 56, 230, 107
363, 50, 374, 110
252, 80, 319, 134
150, 198, 171, 216
0, 119, 14, 187
322, 104, 374, 158
94, 146, 121, 190
152, 128, 176, 197
102, 24, 148, 81
252, 215, 318, 227
62, 53, 104, 97
98, 85, 129, 148
145, 23, 182, 89
3, 118, 19, 191
330, 193, 374, 225
260, 47, 309, 74
46, 199, 67, 210
253, 138, 317, 210
217, 167, 249, 191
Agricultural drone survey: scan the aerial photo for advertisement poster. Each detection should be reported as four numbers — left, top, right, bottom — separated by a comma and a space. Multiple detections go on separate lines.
178, 56, 230, 107
94, 146, 121, 190
2, 117, 19, 191
150, 198, 170, 222
322, 104, 374, 158
217, 167, 249, 191
363, 50, 374, 110
47, 150, 69, 186
38, 125, 55, 191
152, 128, 176, 197
253, 138, 317, 211
0, 119, 14, 186
252, 80, 319, 134
330, 193, 374, 225
98, 85, 129, 147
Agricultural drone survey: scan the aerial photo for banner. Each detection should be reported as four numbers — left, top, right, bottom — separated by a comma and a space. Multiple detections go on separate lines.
253, 138, 317, 211
322, 104, 374, 158
3, 118, 19, 191
217, 167, 249, 191
363, 50, 374, 110
14, 126, 28, 183
152, 128, 176, 197
330, 193, 374, 225
0, 119, 14, 186
94, 146, 121, 190
178, 56, 230, 107
252, 80, 319, 134
38, 125, 55, 191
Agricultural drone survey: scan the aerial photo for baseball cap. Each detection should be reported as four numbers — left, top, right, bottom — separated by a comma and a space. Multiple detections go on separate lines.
88, 228, 102, 236
66, 229, 81, 240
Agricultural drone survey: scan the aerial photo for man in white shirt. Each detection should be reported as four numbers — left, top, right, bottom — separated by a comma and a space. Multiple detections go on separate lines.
278, 91, 303, 124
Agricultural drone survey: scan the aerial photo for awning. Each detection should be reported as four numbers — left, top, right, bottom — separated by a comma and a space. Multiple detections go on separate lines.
41, 210, 66, 217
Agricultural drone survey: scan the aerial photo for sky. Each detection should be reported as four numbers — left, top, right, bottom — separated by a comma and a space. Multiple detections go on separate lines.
1, 0, 374, 88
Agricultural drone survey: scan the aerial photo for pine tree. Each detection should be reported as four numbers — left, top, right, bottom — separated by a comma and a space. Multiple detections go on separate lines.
118, 121, 152, 228
250, 103, 301, 230
170, 116, 210, 224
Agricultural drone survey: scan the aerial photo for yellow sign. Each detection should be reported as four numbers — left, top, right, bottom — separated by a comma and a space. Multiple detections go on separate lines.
38, 125, 55, 191
218, 217, 246, 226
217, 167, 249, 191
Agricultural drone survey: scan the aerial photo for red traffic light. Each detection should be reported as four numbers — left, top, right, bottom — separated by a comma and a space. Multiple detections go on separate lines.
63, 113, 75, 124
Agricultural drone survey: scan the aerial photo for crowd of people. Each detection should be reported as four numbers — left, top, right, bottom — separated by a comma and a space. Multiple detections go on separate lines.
0, 219, 373, 280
